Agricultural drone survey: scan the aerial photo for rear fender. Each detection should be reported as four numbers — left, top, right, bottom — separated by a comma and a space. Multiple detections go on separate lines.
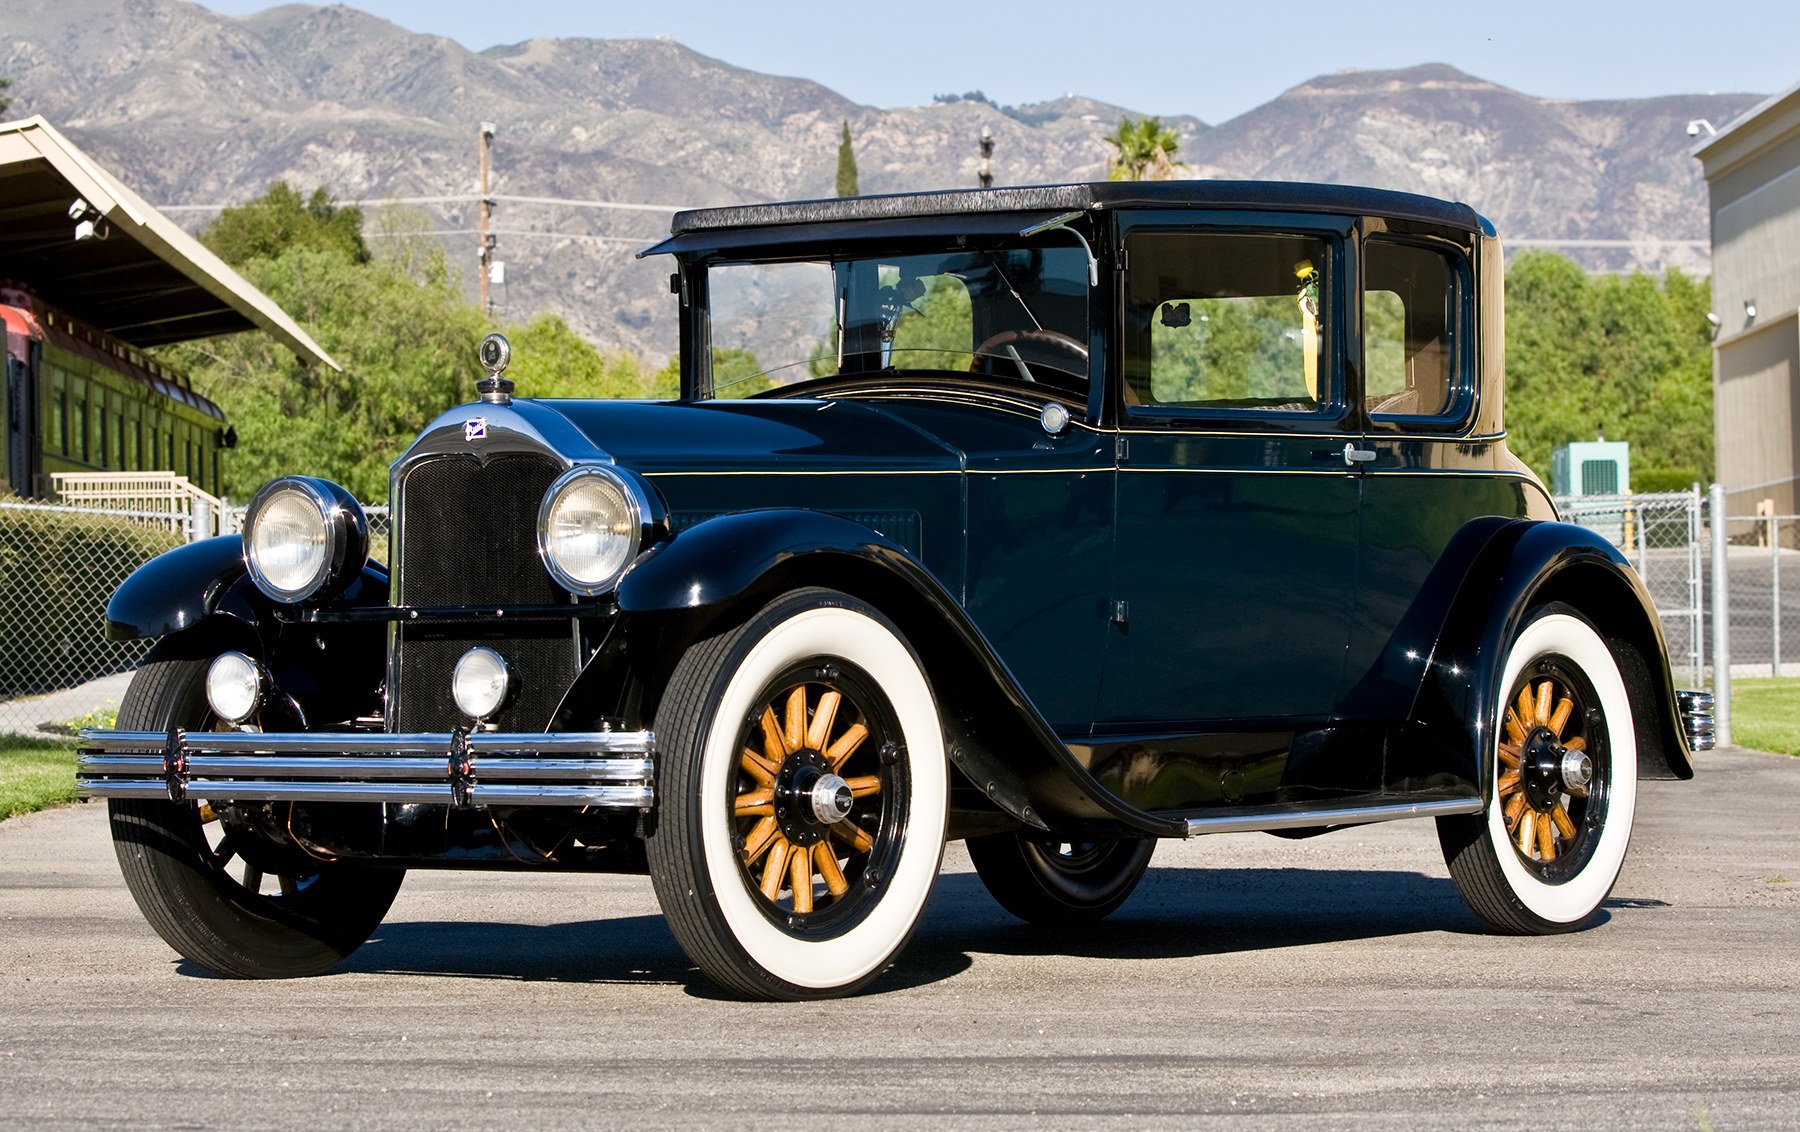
1404, 520, 1692, 798
108, 535, 391, 725
610, 509, 1182, 837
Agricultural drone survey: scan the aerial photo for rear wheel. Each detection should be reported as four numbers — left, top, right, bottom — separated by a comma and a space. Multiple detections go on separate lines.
646, 589, 947, 1000
1438, 605, 1638, 934
967, 834, 1154, 924
107, 657, 404, 978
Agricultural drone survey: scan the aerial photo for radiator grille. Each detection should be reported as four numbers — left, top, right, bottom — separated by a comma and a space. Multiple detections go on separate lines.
394, 453, 576, 732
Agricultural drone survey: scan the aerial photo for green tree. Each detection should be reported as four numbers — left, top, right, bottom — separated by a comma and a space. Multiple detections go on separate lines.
503, 312, 672, 400
0, 76, 12, 117
835, 120, 859, 198
1104, 115, 1185, 181
201, 181, 370, 268
1503, 250, 1714, 490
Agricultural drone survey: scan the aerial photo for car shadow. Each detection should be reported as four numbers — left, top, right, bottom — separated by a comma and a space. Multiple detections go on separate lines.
175, 865, 1621, 995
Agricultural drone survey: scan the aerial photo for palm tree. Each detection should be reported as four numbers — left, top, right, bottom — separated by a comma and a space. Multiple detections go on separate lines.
1104, 115, 1186, 181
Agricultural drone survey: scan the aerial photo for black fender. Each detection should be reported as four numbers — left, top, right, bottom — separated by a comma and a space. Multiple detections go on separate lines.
104, 535, 391, 726
1390, 518, 1693, 800
609, 509, 1183, 838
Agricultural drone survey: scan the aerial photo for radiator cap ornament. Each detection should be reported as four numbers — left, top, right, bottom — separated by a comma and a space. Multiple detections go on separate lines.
477, 333, 513, 405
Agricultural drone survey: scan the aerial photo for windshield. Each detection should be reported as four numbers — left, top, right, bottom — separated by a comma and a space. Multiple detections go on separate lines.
701, 244, 1092, 399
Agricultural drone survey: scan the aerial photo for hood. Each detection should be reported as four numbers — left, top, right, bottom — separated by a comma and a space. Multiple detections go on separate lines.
532, 397, 966, 476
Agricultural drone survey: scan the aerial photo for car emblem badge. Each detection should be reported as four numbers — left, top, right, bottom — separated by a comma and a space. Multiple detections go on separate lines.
464, 417, 488, 442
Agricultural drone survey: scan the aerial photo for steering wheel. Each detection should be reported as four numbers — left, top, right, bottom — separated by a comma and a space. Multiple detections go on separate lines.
969, 329, 1090, 382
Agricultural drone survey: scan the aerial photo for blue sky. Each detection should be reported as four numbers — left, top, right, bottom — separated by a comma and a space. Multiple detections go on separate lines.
193, 0, 1797, 124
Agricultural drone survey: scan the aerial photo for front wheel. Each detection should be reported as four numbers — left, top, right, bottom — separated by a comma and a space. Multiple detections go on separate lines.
107, 658, 404, 978
967, 834, 1154, 924
646, 589, 948, 1000
1438, 605, 1639, 934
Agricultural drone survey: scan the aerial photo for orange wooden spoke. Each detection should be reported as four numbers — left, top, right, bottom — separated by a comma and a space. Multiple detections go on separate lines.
1550, 803, 1578, 840
1516, 686, 1537, 731
760, 706, 789, 763
742, 816, 780, 864
1548, 695, 1574, 738
1537, 811, 1557, 861
1498, 743, 1523, 769
815, 842, 849, 896
735, 788, 775, 817
1533, 680, 1553, 728
1504, 709, 1526, 746
830, 820, 875, 854
196, 802, 218, 824
741, 747, 777, 785
825, 722, 869, 770
784, 687, 807, 752
1563, 736, 1586, 752
806, 690, 842, 752
844, 775, 881, 798
1504, 791, 1528, 831
1516, 810, 1536, 856
1497, 769, 1521, 795
761, 839, 790, 900
790, 847, 814, 914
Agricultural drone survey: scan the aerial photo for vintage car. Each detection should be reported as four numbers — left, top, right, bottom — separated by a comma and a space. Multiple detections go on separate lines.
78, 181, 1713, 999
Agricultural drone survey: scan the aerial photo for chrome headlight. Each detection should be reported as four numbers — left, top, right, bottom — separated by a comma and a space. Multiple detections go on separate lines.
537, 465, 652, 595
243, 477, 368, 603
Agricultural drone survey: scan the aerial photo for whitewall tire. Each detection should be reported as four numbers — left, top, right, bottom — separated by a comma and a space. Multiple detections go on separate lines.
647, 588, 947, 999
1439, 604, 1638, 933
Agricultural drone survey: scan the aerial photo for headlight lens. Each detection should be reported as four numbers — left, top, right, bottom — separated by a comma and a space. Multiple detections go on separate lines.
244, 477, 367, 603
452, 646, 513, 720
538, 466, 646, 594
205, 651, 262, 723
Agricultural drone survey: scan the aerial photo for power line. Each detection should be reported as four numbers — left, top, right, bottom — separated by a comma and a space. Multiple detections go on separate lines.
365, 228, 660, 245
156, 193, 686, 214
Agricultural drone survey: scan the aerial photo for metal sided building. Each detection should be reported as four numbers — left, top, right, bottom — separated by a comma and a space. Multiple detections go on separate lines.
1694, 82, 1800, 525
1, 115, 337, 499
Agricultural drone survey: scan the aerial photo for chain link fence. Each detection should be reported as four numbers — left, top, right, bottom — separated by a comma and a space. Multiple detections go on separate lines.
0, 500, 185, 736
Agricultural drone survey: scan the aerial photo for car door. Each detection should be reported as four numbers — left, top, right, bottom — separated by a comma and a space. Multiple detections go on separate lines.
1098, 215, 1361, 731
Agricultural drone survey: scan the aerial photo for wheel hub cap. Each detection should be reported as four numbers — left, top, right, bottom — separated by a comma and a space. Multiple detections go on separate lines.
808, 773, 855, 825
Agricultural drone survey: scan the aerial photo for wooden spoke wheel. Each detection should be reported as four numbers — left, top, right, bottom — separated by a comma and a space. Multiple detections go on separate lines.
647, 589, 947, 1000
731, 667, 902, 927
1439, 604, 1638, 934
106, 658, 404, 978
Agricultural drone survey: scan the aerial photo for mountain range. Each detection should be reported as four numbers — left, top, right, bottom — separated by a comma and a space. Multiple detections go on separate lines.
1, 0, 1765, 360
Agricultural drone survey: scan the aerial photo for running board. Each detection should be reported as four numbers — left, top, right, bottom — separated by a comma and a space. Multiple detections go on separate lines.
1180, 797, 1483, 838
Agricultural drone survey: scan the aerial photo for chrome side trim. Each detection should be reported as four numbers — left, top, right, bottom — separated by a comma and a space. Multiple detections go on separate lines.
79, 730, 653, 755
1677, 689, 1716, 751
1182, 797, 1482, 838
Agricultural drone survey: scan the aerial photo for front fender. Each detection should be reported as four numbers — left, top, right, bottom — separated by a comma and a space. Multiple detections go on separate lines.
105, 536, 252, 641
613, 509, 1183, 838
106, 535, 392, 726
1406, 520, 1692, 798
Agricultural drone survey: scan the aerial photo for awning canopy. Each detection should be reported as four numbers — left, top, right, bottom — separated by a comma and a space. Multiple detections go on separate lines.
0, 116, 338, 369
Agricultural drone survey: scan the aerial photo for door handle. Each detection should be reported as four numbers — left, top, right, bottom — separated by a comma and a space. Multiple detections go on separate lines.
1343, 442, 1377, 467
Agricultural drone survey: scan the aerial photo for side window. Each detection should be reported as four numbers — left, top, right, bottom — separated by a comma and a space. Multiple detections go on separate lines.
1125, 231, 1331, 414
1363, 240, 1465, 421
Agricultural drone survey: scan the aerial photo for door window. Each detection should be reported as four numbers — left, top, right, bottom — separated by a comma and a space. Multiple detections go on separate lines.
1124, 231, 1333, 415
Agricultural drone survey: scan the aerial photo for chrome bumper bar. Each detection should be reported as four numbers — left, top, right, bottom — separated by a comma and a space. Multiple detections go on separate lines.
1677, 690, 1716, 752
75, 729, 655, 809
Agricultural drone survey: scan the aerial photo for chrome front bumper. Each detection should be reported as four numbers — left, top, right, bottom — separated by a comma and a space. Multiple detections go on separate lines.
76, 729, 655, 809
1677, 690, 1715, 752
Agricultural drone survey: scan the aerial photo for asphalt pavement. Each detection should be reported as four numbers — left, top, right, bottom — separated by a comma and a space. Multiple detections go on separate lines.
1, 749, 1796, 1129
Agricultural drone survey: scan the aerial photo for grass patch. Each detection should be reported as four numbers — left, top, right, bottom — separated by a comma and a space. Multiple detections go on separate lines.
1729, 678, 1800, 756
0, 738, 78, 821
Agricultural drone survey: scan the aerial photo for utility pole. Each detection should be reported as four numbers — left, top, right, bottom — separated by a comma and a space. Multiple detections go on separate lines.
479, 121, 497, 317
978, 126, 994, 189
